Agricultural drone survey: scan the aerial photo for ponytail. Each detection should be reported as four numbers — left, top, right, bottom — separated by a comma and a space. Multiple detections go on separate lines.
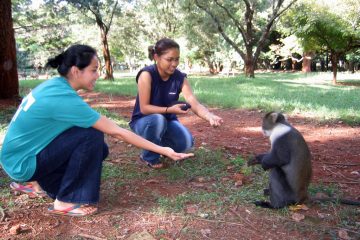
46, 44, 97, 77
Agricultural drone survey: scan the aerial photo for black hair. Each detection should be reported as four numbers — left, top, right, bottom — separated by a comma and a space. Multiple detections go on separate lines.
46, 44, 97, 77
148, 38, 180, 61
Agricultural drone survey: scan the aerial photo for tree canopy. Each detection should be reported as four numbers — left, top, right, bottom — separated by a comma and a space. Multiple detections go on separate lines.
2, 0, 359, 98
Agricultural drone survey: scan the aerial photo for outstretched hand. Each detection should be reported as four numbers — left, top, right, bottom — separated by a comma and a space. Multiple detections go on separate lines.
208, 114, 223, 127
163, 147, 194, 161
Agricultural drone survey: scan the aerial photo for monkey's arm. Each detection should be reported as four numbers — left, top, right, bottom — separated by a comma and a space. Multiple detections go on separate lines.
258, 143, 291, 170
247, 154, 266, 166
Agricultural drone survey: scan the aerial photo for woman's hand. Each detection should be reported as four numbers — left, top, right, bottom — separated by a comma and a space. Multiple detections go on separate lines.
167, 104, 190, 115
208, 113, 223, 127
162, 147, 194, 161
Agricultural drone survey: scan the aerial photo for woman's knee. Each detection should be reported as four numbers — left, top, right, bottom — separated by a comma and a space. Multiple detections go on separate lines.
147, 114, 167, 128
135, 114, 167, 136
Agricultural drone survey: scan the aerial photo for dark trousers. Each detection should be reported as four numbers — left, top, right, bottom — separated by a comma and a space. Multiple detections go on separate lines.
29, 127, 108, 204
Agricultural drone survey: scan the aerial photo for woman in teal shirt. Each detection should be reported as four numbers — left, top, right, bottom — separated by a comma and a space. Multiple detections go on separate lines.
0, 44, 193, 216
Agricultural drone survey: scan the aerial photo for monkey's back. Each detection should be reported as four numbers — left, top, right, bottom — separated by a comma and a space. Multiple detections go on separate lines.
280, 127, 312, 202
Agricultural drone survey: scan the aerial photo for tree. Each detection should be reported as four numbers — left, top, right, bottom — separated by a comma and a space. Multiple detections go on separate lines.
58, 0, 120, 80
193, 0, 297, 77
13, 1, 74, 72
109, 8, 148, 72
285, 1, 360, 84
0, 0, 20, 100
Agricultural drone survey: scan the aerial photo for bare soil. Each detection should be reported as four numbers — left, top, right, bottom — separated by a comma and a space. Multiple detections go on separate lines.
1, 92, 359, 240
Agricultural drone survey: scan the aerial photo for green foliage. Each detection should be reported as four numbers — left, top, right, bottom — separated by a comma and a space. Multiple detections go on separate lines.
0, 108, 17, 135
13, 1, 74, 69
308, 183, 339, 197
284, 1, 360, 54
157, 148, 227, 182
231, 156, 245, 168
94, 107, 129, 128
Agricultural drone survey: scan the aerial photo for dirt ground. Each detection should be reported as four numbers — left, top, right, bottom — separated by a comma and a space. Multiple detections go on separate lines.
0, 92, 359, 240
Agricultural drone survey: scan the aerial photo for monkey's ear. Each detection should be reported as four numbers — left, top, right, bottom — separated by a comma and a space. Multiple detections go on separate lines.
270, 112, 279, 123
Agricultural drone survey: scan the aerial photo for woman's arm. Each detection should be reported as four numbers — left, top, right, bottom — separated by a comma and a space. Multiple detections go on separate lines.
181, 79, 223, 127
93, 116, 193, 160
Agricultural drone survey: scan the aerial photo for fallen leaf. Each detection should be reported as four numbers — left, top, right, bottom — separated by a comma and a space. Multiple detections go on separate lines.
198, 213, 209, 218
338, 229, 350, 240
200, 229, 211, 237
234, 180, 243, 187
317, 212, 328, 219
9, 224, 21, 235
145, 179, 159, 184
185, 204, 198, 214
197, 177, 206, 183
221, 177, 230, 182
227, 166, 235, 170
289, 204, 309, 211
127, 230, 156, 240
291, 213, 305, 222
233, 173, 244, 182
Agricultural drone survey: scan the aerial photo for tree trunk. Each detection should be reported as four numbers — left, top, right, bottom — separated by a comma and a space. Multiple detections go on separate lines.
302, 52, 312, 73
244, 57, 255, 78
99, 26, 114, 80
349, 61, 355, 74
0, 0, 20, 100
331, 52, 338, 85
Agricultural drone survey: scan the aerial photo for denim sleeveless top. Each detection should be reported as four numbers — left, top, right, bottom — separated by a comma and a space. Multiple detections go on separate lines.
129, 64, 186, 128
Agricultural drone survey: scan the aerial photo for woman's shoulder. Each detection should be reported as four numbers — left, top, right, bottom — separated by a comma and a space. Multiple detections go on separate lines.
136, 64, 156, 82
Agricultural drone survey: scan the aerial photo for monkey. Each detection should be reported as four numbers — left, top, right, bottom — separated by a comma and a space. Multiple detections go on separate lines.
248, 111, 312, 208
248, 112, 360, 208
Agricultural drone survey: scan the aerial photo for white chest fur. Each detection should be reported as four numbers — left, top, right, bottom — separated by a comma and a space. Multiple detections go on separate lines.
269, 123, 291, 144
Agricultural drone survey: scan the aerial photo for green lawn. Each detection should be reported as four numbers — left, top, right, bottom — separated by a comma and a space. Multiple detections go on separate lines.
19, 71, 360, 125
3, 71, 359, 134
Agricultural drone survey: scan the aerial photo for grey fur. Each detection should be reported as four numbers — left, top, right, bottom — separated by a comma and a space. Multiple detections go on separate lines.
251, 112, 312, 208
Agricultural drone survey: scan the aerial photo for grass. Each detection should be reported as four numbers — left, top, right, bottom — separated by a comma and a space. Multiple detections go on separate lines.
0, 107, 17, 135
17, 71, 360, 125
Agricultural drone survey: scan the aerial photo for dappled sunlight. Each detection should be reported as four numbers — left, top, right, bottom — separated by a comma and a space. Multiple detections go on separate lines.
235, 126, 262, 134
274, 72, 360, 89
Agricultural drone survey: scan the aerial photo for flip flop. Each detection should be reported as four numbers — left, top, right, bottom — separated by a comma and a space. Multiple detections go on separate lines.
48, 204, 97, 217
9, 182, 47, 198
138, 157, 165, 169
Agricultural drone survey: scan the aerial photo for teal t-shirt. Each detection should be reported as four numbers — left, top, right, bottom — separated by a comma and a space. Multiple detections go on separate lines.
0, 76, 100, 181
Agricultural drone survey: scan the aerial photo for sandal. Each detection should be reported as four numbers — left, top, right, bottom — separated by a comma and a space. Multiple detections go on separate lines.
10, 182, 47, 198
48, 204, 97, 217
138, 157, 165, 169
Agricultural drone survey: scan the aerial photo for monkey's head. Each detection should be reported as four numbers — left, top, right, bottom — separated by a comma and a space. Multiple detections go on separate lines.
262, 112, 287, 136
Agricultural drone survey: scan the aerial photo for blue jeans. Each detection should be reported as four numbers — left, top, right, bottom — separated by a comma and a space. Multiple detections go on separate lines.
131, 114, 194, 165
29, 127, 108, 204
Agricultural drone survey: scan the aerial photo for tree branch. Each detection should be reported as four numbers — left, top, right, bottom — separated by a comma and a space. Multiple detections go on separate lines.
213, 0, 247, 42
242, 0, 254, 44
253, 0, 297, 62
194, 0, 245, 59
107, 1, 118, 33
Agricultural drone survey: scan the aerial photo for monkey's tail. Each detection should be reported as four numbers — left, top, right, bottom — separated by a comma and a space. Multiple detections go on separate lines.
311, 197, 360, 206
